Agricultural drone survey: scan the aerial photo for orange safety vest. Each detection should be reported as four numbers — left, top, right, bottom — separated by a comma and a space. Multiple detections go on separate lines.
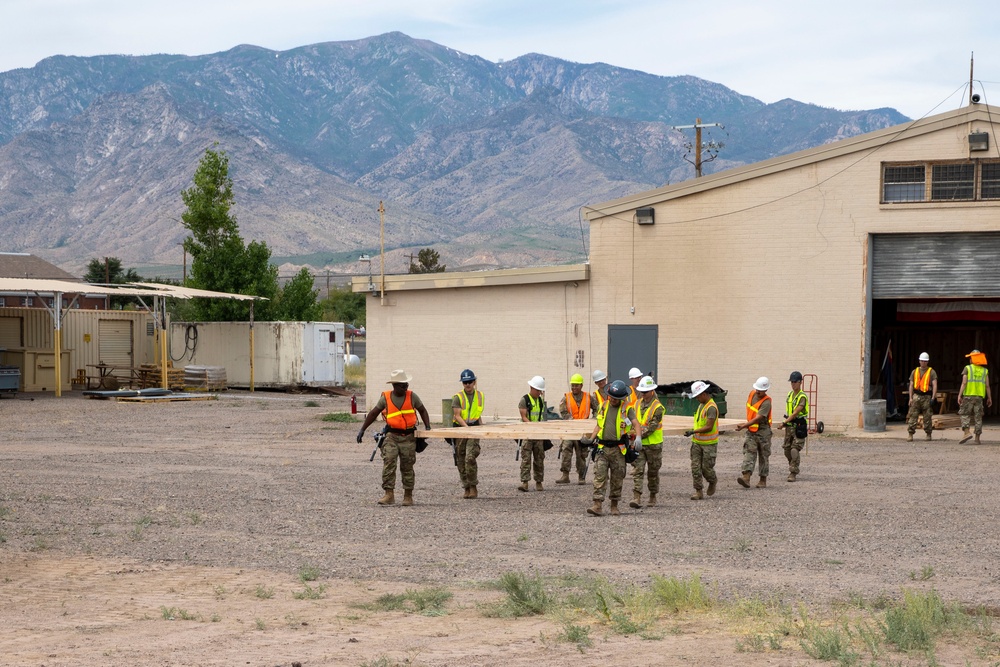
912, 367, 932, 393
564, 391, 591, 420
745, 391, 772, 432
627, 386, 639, 410
382, 390, 417, 431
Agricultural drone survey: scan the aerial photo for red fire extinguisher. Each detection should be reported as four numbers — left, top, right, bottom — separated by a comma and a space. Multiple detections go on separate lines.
351, 394, 357, 414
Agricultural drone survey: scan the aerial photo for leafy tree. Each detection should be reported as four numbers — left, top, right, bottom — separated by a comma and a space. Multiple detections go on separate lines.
408, 248, 446, 274
272, 268, 323, 321
180, 146, 278, 321
83, 256, 142, 309
320, 285, 366, 326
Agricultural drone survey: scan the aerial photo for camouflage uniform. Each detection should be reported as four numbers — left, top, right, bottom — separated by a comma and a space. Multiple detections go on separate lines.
372, 391, 425, 491
593, 403, 636, 502
559, 391, 593, 480
518, 393, 546, 484
690, 401, 719, 491
451, 391, 484, 488
960, 396, 985, 435
632, 398, 665, 495
741, 396, 772, 478
782, 391, 808, 476
906, 366, 937, 438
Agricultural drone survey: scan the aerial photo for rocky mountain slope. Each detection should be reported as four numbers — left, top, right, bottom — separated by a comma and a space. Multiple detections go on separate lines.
0, 32, 908, 275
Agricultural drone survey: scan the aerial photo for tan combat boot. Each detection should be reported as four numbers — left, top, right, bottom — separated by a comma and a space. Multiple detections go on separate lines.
517, 482, 529, 492
587, 501, 604, 516
756, 476, 767, 488
690, 488, 703, 500
535, 482, 544, 491
960, 428, 973, 444
787, 472, 797, 482
401, 489, 414, 506
738, 471, 751, 488
975, 433, 981, 444
467, 486, 478, 499
706, 480, 716, 496
906, 433, 913, 442
462, 487, 471, 499
377, 490, 395, 506
609, 499, 621, 516
556, 472, 571, 484
926, 432, 933, 441
629, 491, 642, 509
647, 493, 657, 507
577, 475, 587, 485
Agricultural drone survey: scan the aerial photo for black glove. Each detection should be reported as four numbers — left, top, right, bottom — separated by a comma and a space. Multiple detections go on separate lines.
356, 429, 365, 444
590, 446, 598, 461
683, 430, 694, 437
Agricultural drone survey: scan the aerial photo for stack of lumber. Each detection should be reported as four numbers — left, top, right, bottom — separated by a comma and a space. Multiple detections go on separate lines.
184, 365, 227, 391
917, 413, 962, 430
423, 416, 744, 441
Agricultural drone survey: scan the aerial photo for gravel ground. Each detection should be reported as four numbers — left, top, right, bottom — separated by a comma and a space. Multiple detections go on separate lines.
2, 391, 1000, 666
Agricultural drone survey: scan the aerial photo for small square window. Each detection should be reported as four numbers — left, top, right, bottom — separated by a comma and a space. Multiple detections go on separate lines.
931, 163, 975, 200
883, 165, 925, 202
25, 297, 33, 306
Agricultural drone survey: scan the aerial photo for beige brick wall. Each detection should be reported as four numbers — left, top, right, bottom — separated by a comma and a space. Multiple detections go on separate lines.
364, 281, 592, 420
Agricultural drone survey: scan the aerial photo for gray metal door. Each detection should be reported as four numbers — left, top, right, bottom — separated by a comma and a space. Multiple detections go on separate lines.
607, 325, 658, 384
872, 232, 1000, 298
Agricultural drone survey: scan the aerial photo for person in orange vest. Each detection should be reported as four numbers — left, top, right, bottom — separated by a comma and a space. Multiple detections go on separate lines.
736, 377, 772, 488
630, 376, 665, 508
557, 373, 594, 485
591, 369, 609, 410
356, 369, 432, 506
452, 368, 485, 498
684, 381, 720, 500
906, 353, 938, 442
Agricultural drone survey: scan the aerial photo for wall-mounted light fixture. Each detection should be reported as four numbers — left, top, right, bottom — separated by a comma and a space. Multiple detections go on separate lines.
636, 207, 655, 225
970, 131, 990, 152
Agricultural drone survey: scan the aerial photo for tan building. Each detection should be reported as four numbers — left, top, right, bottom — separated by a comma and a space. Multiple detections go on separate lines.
356, 104, 1000, 428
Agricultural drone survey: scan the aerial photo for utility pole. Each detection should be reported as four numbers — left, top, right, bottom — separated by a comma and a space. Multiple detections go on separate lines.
378, 201, 385, 306
671, 117, 725, 177
970, 52, 975, 105
405, 251, 419, 271
104, 257, 110, 284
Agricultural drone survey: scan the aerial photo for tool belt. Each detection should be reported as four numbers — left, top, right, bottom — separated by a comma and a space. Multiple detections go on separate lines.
387, 427, 416, 435
453, 419, 481, 427
913, 390, 931, 396
791, 417, 808, 439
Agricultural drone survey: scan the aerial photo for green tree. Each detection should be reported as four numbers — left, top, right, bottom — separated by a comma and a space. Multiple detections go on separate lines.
408, 248, 446, 274
180, 146, 278, 321
272, 268, 323, 321
83, 256, 143, 309
320, 285, 366, 326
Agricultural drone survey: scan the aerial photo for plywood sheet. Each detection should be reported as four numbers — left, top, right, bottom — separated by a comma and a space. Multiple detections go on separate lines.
422, 416, 744, 440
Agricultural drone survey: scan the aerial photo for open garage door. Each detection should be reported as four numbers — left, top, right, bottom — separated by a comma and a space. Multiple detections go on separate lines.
870, 232, 1000, 417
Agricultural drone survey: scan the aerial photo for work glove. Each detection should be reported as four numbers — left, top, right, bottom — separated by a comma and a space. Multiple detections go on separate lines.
683, 430, 694, 437
634, 441, 643, 452
356, 429, 365, 444
579, 436, 595, 446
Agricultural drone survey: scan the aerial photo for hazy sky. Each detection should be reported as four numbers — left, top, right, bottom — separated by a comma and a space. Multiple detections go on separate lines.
3, 0, 998, 119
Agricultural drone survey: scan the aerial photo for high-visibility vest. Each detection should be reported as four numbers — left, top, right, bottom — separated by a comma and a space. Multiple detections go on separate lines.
637, 397, 664, 445
564, 391, 591, 420
786, 390, 809, 420
593, 387, 607, 410
627, 386, 639, 410
524, 393, 545, 422
596, 401, 631, 453
745, 391, 772, 432
383, 390, 417, 430
912, 367, 933, 393
453, 389, 484, 425
964, 365, 987, 398
692, 399, 719, 446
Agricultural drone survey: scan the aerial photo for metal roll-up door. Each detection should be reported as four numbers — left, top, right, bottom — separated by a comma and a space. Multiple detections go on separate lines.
0, 316, 22, 347
872, 232, 1000, 298
98, 319, 133, 370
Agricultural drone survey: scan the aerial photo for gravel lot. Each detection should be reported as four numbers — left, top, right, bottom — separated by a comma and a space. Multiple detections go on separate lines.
1, 391, 999, 666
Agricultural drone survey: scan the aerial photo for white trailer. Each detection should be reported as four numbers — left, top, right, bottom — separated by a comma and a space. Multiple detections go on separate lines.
169, 321, 346, 388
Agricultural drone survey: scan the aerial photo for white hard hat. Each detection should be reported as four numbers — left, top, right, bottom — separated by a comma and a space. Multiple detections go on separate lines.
638, 376, 657, 392
592, 369, 607, 382
918, 352, 930, 362
753, 376, 770, 392
528, 375, 545, 391
628, 367, 643, 379
689, 380, 710, 398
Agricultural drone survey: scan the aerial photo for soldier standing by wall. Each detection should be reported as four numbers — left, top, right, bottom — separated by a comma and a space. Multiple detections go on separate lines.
776, 371, 809, 482
591, 369, 610, 412
557, 373, 593, 485
356, 369, 432, 506
736, 377, 772, 489
452, 369, 484, 498
906, 353, 937, 442
684, 381, 719, 500
517, 376, 548, 491
959, 350, 992, 444
585, 380, 641, 516
630, 376, 665, 508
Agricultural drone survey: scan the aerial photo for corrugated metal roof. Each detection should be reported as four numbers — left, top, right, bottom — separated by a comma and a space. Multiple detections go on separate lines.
0, 277, 164, 296
130, 282, 266, 301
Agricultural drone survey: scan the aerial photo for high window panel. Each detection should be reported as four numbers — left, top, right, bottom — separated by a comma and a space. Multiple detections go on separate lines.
982, 162, 1000, 200
931, 163, 975, 200
883, 165, 925, 202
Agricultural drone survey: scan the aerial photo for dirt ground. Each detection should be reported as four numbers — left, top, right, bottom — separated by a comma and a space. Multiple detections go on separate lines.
2, 390, 1000, 666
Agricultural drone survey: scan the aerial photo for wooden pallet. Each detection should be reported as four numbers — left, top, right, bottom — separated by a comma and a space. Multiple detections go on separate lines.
422, 416, 745, 441
917, 413, 962, 430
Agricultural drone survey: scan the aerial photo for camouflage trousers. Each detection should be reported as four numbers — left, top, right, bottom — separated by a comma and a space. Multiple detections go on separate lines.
560, 440, 587, 476
519, 440, 545, 483
456, 438, 481, 488
690, 443, 717, 490
593, 446, 627, 502
632, 445, 663, 494
381, 432, 416, 491
906, 394, 934, 436
782, 427, 805, 475
960, 396, 985, 435
741, 427, 772, 478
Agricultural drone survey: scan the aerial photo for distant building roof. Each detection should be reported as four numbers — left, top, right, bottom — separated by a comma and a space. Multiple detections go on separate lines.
0, 253, 80, 282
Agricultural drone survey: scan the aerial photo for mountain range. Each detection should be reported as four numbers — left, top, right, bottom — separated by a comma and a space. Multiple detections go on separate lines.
0, 32, 909, 277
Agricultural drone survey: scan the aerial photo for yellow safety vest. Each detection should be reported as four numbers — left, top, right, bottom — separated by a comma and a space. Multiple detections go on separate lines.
786, 390, 809, 420
692, 399, 719, 446
964, 365, 987, 398
453, 389, 484, 425
525, 394, 545, 422
596, 402, 631, 454
637, 398, 664, 445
